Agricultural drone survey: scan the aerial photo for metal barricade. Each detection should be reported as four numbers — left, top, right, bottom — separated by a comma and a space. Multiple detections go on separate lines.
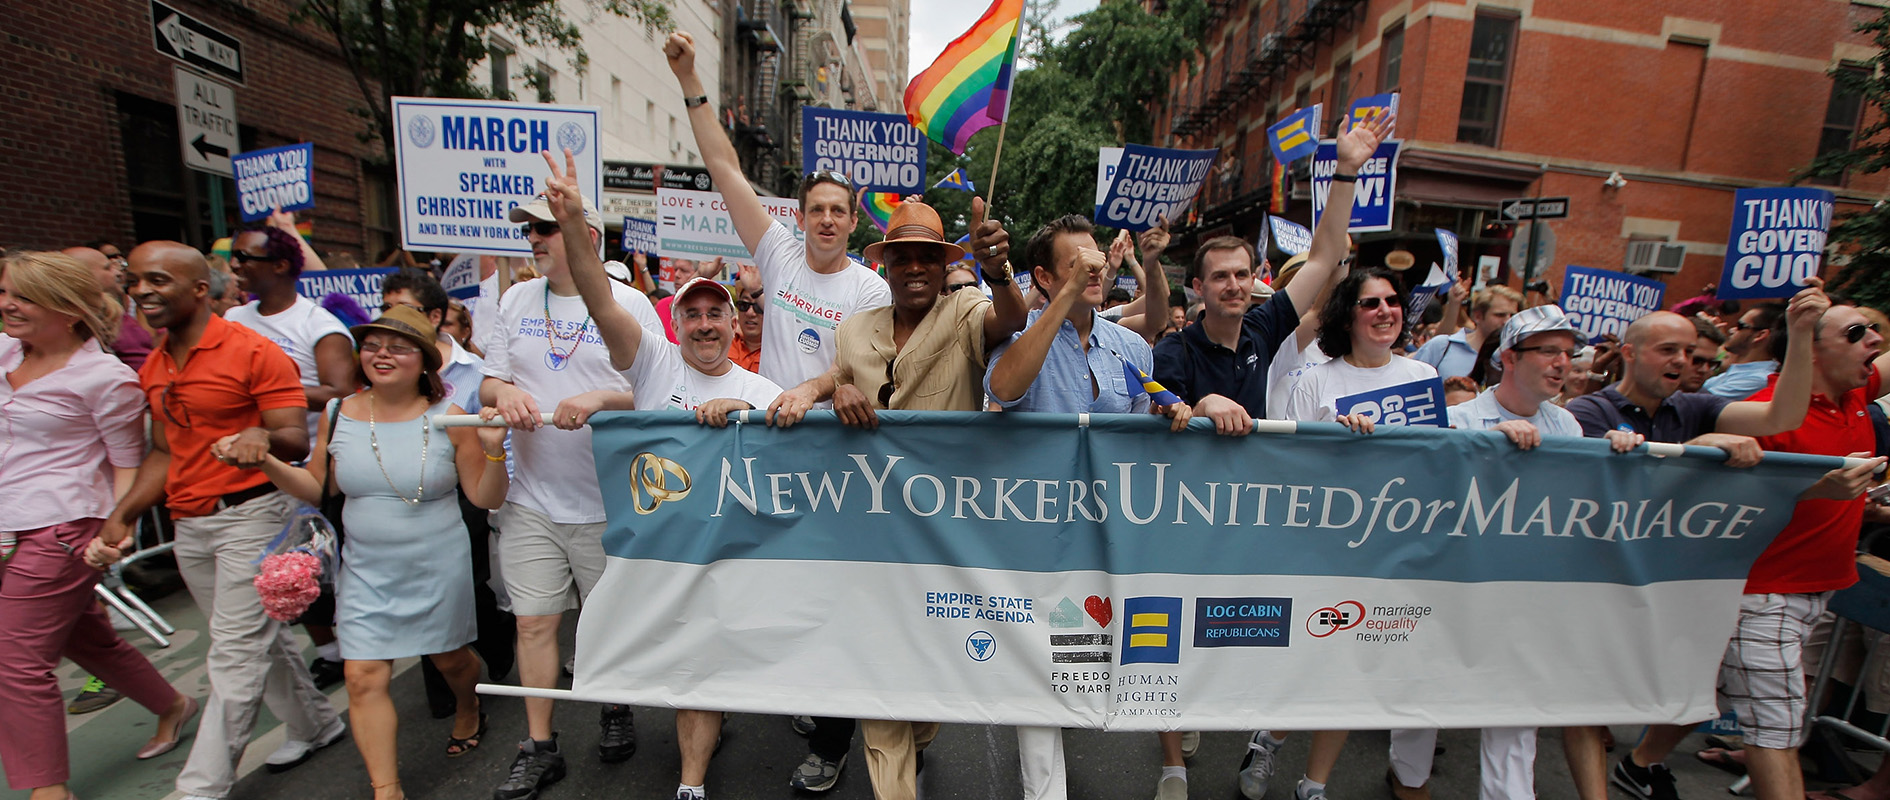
94, 506, 179, 647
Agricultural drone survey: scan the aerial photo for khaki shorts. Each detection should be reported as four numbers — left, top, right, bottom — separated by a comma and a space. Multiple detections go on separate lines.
495, 502, 605, 617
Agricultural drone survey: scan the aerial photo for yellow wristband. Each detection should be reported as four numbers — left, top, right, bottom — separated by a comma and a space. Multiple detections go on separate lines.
485, 451, 506, 462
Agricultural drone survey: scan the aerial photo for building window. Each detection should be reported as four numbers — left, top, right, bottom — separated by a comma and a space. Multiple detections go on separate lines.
1812, 66, 1867, 186
1330, 57, 1351, 135
1380, 21, 1404, 91
489, 39, 514, 100
529, 60, 557, 103
1457, 13, 1517, 147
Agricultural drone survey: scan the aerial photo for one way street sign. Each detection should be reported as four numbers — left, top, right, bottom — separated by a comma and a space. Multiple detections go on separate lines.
1499, 196, 1570, 221
150, 0, 245, 85
175, 67, 238, 177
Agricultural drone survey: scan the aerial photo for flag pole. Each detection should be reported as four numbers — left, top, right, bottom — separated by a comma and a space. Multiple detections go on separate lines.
985, 122, 1010, 208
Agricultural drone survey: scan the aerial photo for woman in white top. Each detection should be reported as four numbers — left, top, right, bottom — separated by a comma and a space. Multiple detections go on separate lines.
1284, 267, 1438, 431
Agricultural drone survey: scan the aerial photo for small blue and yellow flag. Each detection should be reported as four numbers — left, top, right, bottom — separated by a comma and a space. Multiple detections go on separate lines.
934, 167, 976, 193
1123, 360, 1183, 408
1266, 104, 1322, 165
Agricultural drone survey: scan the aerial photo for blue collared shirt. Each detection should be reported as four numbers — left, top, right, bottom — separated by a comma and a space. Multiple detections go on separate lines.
985, 308, 1153, 414
1700, 360, 1778, 400
1412, 331, 1478, 379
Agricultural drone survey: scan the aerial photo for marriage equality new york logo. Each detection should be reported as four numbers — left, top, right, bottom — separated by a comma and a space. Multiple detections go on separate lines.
630, 452, 1774, 548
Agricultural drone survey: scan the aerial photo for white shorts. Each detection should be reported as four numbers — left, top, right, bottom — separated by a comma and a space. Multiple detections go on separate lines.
1718, 592, 1829, 749
495, 502, 605, 617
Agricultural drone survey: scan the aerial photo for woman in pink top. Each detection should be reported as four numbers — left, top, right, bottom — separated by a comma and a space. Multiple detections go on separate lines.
0, 251, 199, 800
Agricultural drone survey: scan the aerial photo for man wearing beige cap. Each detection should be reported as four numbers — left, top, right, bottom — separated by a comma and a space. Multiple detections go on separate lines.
481, 190, 666, 800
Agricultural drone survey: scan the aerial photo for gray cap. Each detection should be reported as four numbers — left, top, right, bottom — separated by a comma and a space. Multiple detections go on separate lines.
509, 193, 604, 235
1499, 304, 1587, 352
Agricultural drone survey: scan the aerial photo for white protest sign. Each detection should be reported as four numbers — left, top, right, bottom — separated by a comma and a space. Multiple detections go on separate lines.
656, 188, 803, 266
1095, 147, 1125, 215
392, 97, 601, 256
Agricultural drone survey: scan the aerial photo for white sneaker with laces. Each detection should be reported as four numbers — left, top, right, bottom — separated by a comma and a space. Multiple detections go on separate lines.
264, 717, 348, 772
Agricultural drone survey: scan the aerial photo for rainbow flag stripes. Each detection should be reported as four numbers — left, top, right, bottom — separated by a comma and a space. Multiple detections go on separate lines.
860, 192, 905, 233
904, 0, 1025, 154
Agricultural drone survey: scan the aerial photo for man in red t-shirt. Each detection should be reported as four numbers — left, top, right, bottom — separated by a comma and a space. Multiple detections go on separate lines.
1715, 298, 1888, 800
100, 242, 344, 800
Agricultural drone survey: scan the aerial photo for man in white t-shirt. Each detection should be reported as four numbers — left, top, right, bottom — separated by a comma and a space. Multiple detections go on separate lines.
543, 149, 779, 800
481, 192, 665, 800
662, 32, 891, 399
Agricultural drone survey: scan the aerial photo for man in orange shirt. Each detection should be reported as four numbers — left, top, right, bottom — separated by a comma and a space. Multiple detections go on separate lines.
101, 241, 345, 800
727, 282, 764, 372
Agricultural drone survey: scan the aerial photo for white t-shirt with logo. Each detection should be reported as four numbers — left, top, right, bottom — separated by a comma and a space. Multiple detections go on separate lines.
1284, 354, 1437, 422
1447, 388, 1583, 438
622, 332, 783, 412
754, 222, 892, 391
225, 295, 352, 437
482, 277, 663, 523
1266, 334, 1329, 420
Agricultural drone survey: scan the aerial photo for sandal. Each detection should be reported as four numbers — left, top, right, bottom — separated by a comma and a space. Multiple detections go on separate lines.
1695, 746, 1748, 775
444, 712, 487, 757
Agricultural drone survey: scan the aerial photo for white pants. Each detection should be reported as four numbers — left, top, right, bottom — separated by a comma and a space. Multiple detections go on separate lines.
172, 492, 342, 799
1389, 727, 1537, 800
1016, 725, 1068, 799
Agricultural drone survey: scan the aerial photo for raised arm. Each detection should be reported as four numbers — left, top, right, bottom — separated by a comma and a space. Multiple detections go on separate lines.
269, 208, 326, 271
542, 148, 644, 372
1282, 112, 1393, 314
989, 250, 1108, 402
966, 196, 1028, 348
1717, 281, 1828, 436
665, 32, 774, 255
1117, 217, 1173, 340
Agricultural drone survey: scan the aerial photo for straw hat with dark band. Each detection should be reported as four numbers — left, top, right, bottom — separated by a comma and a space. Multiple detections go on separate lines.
351, 305, 443, 374
862, 202, 967, 264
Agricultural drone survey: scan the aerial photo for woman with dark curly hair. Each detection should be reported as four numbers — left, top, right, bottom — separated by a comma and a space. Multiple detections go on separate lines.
1282, 266, 1438, 431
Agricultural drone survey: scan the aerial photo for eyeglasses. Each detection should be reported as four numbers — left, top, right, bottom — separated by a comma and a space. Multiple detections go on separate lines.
158, 381, 192, 429
735, 299, 764, 314
1733, 321, 1755, 331
1354, 296, 1397, 310
1512, 346, 1579, 360
679, 308, 732, 322
229, 251, 277, 264
944, 282, 979, 294
379, 301, 424, 313
360, 341, 423, 356
519, 221, 560, 237
878, 358, 897, 407
1690, 355, 1718, 368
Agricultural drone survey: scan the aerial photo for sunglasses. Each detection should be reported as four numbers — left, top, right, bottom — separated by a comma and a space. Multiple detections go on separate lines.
801, 169, 854, 190
1733, 321, 1755, 331
229, 251, 277, 264
1690, 355, 1718, 367
878, 358, 896, 407
1354, 296, 1398, 310
735, 300, 764, 314
158, 381, 192, 429
519, 220, 560, 237
944, 282, 979, 294
1842, 322, 1882, 344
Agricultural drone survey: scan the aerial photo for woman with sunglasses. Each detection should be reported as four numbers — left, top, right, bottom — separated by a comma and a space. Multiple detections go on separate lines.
0, 251, 200, 800
1283, 267, 1437, 431
251, 306, 510, 800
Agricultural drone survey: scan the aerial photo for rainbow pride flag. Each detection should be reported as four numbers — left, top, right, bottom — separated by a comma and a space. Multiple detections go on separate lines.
860, 192, 904, 233
904, 0, 1024, 154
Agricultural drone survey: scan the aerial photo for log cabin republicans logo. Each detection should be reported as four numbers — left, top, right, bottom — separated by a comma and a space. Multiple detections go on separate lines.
630, 452, 691, 514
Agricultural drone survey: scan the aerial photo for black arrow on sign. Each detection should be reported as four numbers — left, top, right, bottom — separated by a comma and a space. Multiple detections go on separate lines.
190, 134, 229, 160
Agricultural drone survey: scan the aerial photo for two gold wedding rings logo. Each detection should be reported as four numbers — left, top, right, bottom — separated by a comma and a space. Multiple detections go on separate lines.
629, 452, 692, 514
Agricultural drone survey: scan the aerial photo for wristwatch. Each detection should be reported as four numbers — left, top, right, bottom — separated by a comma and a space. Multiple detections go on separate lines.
684, 95, 709, 109
982, 260, 1014, 286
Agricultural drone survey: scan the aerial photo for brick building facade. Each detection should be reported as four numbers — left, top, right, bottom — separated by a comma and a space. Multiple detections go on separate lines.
2, 0, 388, 256
1153, 0, 1885, 296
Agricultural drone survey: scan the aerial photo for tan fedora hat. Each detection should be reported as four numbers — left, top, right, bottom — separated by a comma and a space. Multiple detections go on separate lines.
861, 202, 967, 264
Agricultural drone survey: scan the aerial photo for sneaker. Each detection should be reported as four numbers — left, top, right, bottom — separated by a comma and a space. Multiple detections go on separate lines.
1294, 780, 1327, 800
792, 715, 818, 736
674, 788, 706, 800
265, 717, 348, 772
789, 752, 845, 792
1237, 732, 1278, 800
1155, 775, 1188, 800
308, 657, 345, 690
67, 677, 123, 714
1180, 730, 1201, 759
597, 704, 636, 763
494, 737, 567, 800
1611, 756, 1679, 800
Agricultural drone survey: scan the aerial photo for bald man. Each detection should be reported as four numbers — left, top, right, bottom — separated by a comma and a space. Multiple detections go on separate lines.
63, 245, 152, 369
103, 242, 344, 800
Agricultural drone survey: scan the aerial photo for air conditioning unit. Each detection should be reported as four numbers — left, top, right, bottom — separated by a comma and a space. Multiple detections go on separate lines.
1625, 239, 1686, 274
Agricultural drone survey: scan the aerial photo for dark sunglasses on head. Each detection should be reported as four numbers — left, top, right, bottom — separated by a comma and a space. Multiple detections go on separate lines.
944, 282, 979, 294
1354, 296, 1397, 310
801, 169, 854, 190
519, 220, 560, 237
735, 299, 764, 314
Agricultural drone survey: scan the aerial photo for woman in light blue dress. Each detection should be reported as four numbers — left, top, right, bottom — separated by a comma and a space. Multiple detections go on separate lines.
259, 306, 508, 800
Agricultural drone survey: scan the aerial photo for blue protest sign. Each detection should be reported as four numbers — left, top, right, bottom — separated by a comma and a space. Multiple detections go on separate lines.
296, 267, 395, 316
1719, 187, 1834, 300
622, 217, 658, 256
1266, 105, 1322, 164
1559, 266, 1665, 341
1335, 377, 1446, 427
231, 142, 315, 222
1269, 215, 1312, 255
1435, 228, 1460, 283
1345, 93, 1400, 129
1310, 140, 1401, 233
1097, 144, 1220, 231
802, 107, 926, 195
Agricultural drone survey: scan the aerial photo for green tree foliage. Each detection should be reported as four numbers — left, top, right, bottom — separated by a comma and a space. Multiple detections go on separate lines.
296, 0, 673, 161
1806, 7, 1890, 309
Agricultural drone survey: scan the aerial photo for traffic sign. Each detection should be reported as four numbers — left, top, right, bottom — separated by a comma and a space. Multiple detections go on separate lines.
1508, 221, 1557, 281
175, 67, 238, 177
1499, 196, 1570, 221
150, 0, 244, 85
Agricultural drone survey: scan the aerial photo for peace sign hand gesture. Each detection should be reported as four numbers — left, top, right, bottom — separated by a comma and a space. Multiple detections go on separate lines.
538, 148, 588, 226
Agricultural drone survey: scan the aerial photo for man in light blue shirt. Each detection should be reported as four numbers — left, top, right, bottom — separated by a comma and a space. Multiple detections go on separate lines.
1412, 285, 1521, 379
1701, 301, 1784, 399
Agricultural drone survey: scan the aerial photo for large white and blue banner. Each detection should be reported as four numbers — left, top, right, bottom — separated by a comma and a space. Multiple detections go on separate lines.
1311, 140, 1401, 233
1096, 145, 1219, 231
1719, 187, 1835, 301
392, 97, 601, 256
571, 412, 1838, 731
801, 107, 926, 195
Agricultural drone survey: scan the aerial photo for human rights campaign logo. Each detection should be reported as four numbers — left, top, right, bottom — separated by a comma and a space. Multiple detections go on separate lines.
1120, 597, 1181, 665
1194, 597, 1291, 648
